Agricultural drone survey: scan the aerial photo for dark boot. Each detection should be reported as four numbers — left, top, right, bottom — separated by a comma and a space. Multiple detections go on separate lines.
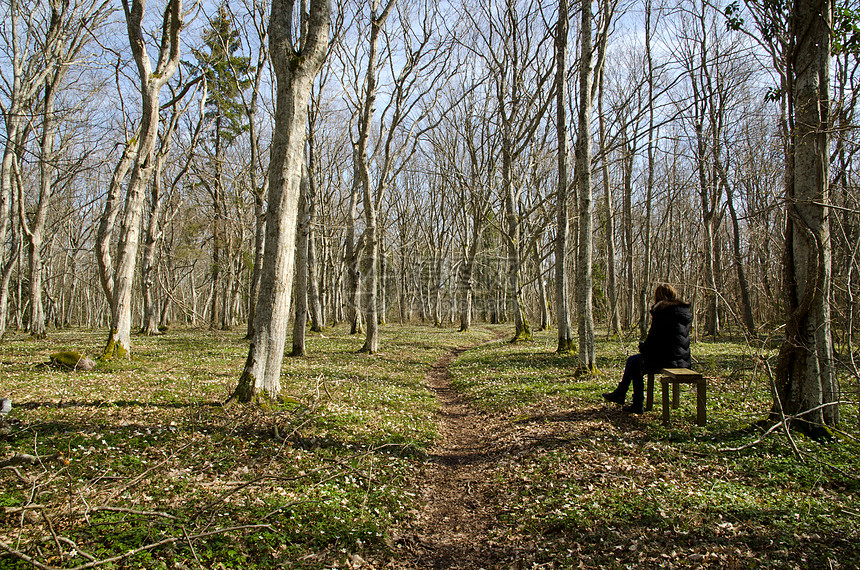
603, 391, 625, 406
622, 403, 644, 414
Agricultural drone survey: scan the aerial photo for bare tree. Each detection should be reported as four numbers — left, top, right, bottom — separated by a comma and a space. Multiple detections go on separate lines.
291, 165, 311, 356
141, 86, 201, 335
347, 0, 451, 353
0, 0, 110, 337
573, 0, 614, 369
234, 0, 270, 340
99, 0, 183, 358
774, 0, 838, 434
233, 0, 330, 402
465, 0, 554, 342
554, 0, 574, 352
597, 63, 620, 336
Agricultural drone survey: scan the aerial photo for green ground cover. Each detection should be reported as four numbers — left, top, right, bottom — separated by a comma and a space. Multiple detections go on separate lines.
449, 330, 860, 568
0, 325, 857, 568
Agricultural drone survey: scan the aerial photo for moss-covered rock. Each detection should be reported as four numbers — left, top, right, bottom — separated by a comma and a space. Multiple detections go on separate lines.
49, 351, 96, 371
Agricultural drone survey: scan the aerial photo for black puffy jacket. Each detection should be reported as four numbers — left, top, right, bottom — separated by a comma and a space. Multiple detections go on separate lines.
638, 299, 692, 373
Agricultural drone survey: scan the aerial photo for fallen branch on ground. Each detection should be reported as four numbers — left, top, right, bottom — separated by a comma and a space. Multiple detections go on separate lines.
0, 525, 274, 570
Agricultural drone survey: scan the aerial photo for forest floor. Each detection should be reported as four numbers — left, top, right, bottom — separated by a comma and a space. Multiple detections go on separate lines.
0, 325, 858, 569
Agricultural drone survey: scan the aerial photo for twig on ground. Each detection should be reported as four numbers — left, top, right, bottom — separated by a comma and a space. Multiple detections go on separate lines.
89, 506, 178, 520
41, 509, 64, 565
2, 504, 47, 513
0, 453, 66, 469
181, 526, 203, 569
1, 525, 274, 570
54, 536, 96, 562
718, 400, 850, 454
0, 539, 54, 570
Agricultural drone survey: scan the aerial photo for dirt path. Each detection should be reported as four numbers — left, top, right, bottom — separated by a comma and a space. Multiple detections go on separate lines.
390, 344, 535, 569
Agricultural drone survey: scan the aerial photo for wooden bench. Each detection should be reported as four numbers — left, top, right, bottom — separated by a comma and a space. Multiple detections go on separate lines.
644, 368, 706, 426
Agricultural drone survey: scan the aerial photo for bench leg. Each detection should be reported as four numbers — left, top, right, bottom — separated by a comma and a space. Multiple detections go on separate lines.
645, 373, 654, 411
661, 380, 670, 425
672, 381, 680, 409
696, 380, 706, 426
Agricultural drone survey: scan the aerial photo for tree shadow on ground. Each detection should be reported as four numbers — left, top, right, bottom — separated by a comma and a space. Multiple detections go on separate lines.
14, 400, 224, 410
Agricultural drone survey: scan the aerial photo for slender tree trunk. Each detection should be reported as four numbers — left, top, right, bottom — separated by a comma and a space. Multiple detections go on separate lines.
292, 167, 311, 357
247, 182, 266, 338
555, 0, 574, 352
140, 171, 166, 335
535, 241, 550, 331
726, 182, 756, 337
379, 247, 387, 325
96, 130, 139, 313
459, 226, 483, 332
575, 0, 595, 369
243, 2, 268, 340
24, 90, 56, 339
502, 126, 531, 342
357, 0, 397, 354
598, 66, 620, 336
399, 227, 408, 324
345, 173, 363, 334
693, 118, 720, 337
306, 144, 323, 332
0, 110, 23, 338
141, 109, 185, 336
639, 0, 655, 339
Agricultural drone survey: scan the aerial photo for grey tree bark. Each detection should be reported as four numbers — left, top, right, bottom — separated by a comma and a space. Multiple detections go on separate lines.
292, 166, 311, 357
575, 0, 596, 369
102, 0, 183, 359
354, 0, 395, 353
598, 65, 620, 336
233, 0, 329, 402
774, 0, 838, 434
142, 97, 199, 335
574, 0, 612, 369
638, 0, 655, 339
555, 0, 574, 352
243, 3, 269, 340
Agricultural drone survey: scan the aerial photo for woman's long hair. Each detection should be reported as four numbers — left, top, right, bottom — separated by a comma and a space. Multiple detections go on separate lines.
654, 283, 678, 304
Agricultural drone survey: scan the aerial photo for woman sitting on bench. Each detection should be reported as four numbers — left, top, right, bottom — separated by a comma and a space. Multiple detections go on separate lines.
603, 283, 692, 414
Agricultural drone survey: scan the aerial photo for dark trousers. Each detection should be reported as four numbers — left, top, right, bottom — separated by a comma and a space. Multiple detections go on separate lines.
614, 354, 645, 407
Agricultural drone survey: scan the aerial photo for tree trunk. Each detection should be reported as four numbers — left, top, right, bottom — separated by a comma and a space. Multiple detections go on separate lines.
234, 0, 329, 402
243, 2, 268, 340
555, 0, 574, 352
345, 172, 363, 335
306, 142, 323, 332
575, 0, 596, 369
378, 247, 388, 326
598, 65, 620, 336
774, 0, 837, 435
356, 0, 397, 354
639, 0, 655, 339
247, 181, 266, 339
104, 0, 182, 359
141, 108, 184, 336
621, 130, 634, 330
726, 183, 756, 337
292, 167, 311, 357
502, 123, 531, 342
